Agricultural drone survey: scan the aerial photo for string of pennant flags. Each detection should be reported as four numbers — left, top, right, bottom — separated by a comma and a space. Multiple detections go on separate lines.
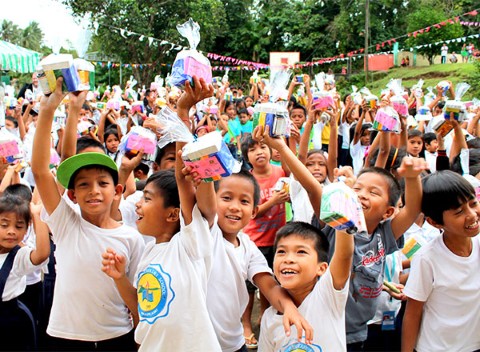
91, 8, 479, 71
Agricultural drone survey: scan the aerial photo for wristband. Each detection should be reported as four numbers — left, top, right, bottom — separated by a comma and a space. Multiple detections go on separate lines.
437, 150, 447, 156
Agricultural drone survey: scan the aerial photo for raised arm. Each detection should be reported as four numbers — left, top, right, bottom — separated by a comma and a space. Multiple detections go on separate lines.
329, 229, 354, 290
391, 157, 428, 239
326, 106, 339, 182
449, 114, 468, 162
175, 77, 214, 225
29, 203, 51, 265
352, 108, 366, 145
62, 91, 88, 161
31, 78, 65, 215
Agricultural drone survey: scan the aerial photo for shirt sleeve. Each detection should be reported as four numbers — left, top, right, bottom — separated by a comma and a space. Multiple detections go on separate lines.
403, 251, 433, 302
13, 246, 48, 277
40, 197, 79, 243
246, 238, 273, 283
318, 268, 349, 317
125, 230, 146, 283
258, 310, 275, 352
379, 220, 399, 255
179, 204, 213, 261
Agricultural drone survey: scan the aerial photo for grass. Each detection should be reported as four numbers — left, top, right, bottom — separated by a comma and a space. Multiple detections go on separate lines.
338, 63, 478, 99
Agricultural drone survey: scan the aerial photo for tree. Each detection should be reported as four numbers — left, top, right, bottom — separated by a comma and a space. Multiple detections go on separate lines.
0, 20, 22, 44
63, 0, 226, 85
405, 1, 464, 64
20, 22, 44, 52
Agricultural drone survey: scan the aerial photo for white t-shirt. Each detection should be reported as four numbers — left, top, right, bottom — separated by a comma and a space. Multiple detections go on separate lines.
134, 205, 221, 351
424, 151, 437, 173
0, 246, 47, 301
441, 45, 448, 56
404, 235, 480, 352
42, 197, 145, 341
258, 269, 349, 352
22, 225, 48, 285
208, 223, 272, 351
350, 140, 367, 175
289, 177, 315, 223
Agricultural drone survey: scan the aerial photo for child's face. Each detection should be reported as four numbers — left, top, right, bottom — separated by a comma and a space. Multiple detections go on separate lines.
360, 129, 371, 146
239, 113, 249, 125
273, 235, 326, 293
216, 176, 257, 238
407, 136, 423, 157
247, 143, 271, 168
135, 182, 178, 237
0, 212, 28, 254
5, 119, 16, 130
245, 97, 254, 107
353, 172, 394, 227
105, 134, 119, 153
154, 144, 176, 172
290, 109, 306, 129
434, 198, 480, 238
68, 168, 120, 218
425, 140, 438, 153
306, 153, 328, 183
196, 127, 208, 137
226, 105, 236, 119
271, 148, 281, 163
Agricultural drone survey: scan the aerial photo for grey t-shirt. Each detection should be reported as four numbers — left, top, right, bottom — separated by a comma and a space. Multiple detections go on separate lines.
322, 220, 399, 344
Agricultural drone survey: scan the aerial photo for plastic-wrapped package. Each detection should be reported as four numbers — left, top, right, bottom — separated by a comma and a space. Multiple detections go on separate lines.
444, 82, 470, 121
387, 79, 408, 116
250, 71, 260, 85
0, 128, 24, 163
170, 18, 212, 88
182, 131, 241, 182
224, 88, 233, 101
320, 181, 367, 234
132, 101, 144, 114
119, 126, 157, 160
252, 102, 289, 137
431, 115, 453, 137
412, 79, 424, 98
50, 147, 61, 170
73, 59, 95, 91
351, 86, 363, 105
155, 106, 194, 148
106, 99, 120, 111
437, 80, 450, 96
38, 54, 82, 93
415, 106, 432, 121
273, 177, 290, 193
372, 106, 401, 133
314, 72, 325, 92
360, 87, 378, 109
424, 87, 437, 106
312, 91, 334, 110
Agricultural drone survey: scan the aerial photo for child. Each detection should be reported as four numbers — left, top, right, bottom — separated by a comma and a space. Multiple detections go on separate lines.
423, 132, 438, 172
103, 126, 121, 161
238, 108, 253, 139
101, 77, 222, 351
350, 119, 371, 175
31, 78, 145, 350
258, 222, 354, 351
406, 130, 423, 158
255, 125, 428, 349
402, 171, 480, 352
0, 196, 50, 350
190, 168, 311, 351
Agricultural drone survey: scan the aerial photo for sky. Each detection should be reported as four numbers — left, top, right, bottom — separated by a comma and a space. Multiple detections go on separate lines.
0, 0, 83, 49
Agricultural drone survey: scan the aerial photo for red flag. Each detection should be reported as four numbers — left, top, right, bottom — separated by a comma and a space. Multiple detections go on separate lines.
425, 27, 431, 32
469, 10, 478, 16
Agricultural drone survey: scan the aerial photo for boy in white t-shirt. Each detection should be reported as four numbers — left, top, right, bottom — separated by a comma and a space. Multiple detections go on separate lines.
31, 78, 145, 350
402, 171, 480, 352
258, 221, 354, 351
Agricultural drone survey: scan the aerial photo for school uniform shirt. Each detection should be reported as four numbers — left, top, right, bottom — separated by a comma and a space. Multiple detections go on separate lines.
322, 220, 399, 344
258, 269, 348, 352
41, 198, 145, 341
404, 235, 480, 352
243, 165, 286, 247
134, 205, 221, 351
350, 140, 367, 176
0, 246, 48, 301
207, 223, 272, 351
424, 150, 437, 173
289, 177, 314, 223
223, 117, 241, 145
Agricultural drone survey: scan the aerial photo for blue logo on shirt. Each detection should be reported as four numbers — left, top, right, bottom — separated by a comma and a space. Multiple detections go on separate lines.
137, 264, 175, 324
282, 341, 322, 352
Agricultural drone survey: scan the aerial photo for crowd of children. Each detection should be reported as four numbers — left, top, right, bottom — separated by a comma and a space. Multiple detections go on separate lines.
0, 66, 479, 352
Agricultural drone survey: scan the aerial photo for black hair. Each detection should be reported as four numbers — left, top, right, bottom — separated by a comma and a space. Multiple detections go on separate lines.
290, 104, 306, 117
240, 134, 272, 167
0, 195, 31, 225
103, 126, 120, 143
214, 168, 261, 207
135, 162, 150, 176
238, 108, 249, 116
357, 167, 402, 206
408, 129, 424, 140
235, 99, 246, 111
145, 169, 180, 209
368, 146, 407, 173
422, 170, 475, 225
423, 132, 437, 145
5, 116, 18, 128
76, 136, 106, 154
3, 184, 32, 202
436, 101, 445, 109
224, 100, 236, 112
154, 142, 175, 168
69, 166, 119, 190
275, 222, 329, 263
451, 149, 480, 177
81, 103, 92, 112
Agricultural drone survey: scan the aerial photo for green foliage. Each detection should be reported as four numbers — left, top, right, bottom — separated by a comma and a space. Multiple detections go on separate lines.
0, 20, 44, 52
405, 1, 464, 64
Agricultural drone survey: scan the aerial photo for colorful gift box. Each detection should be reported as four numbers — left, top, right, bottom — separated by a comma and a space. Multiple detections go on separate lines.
402, 237, 424, 259
73, 58, 95, 91
443, 100, 464, 121
106, 99, 120, 111
120, 127, 157, 160
182, 131, 239, 182
372, 107, 401, 133
320, 182, 366, 233
132, 101, 144, 114
312, 92, 334, 110
39, 54, 82, 92
252, 103, 289, 137
170, 50, 212, 89
431, 115, 454, 137
391, 96, 408, 116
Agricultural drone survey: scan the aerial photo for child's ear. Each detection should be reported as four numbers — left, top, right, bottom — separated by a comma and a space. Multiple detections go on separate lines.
166, 207, 180, 223
382, 206, 396, 220
67, 189, 77, 203
251, 206, 259, 219
316, 262, 328, 277
114, 184, 123, 199
425, 216, 443, 230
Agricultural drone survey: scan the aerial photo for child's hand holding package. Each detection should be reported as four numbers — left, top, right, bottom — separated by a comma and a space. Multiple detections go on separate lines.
252, 124, 287, 152
397, 156, 428, 179
40, 77, 67, 114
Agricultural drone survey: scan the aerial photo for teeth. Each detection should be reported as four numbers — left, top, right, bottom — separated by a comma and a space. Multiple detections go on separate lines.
466, 221, 478, 229
226, 215, 240, 220
281, 270, 297, 275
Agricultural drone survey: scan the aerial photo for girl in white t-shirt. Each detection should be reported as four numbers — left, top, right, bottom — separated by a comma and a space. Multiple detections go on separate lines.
0, 196, 50, 350
403, 171, 480, 352
101, 77, 221, 351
